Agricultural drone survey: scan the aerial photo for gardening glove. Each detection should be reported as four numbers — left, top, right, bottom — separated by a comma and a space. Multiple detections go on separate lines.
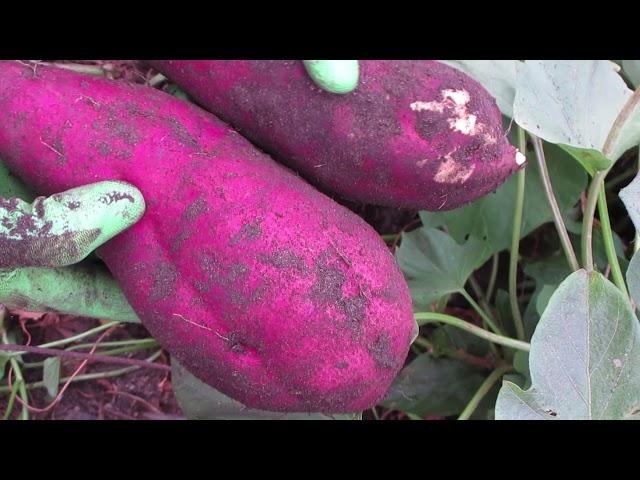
303, 60, 359, 94
0, 163, 143, 322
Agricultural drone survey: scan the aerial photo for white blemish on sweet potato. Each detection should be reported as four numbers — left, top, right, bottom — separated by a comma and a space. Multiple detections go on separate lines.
411, 89, 483, 136
433, 154, 475, 184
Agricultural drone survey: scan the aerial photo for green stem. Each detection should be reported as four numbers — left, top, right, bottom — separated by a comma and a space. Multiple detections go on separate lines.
412, 336, 434, 351
20, 338, 158, 368
80, 342, 158, 357
486, 254, 499, 304
583, 87, 640, 270
2, 332, 28, 419
66, 337, 158, 352
0, 310, 28, 420
0, 350, 163, 396
34, 61, 108, 77
459, 288, 504, 336
7, 321, 120, 359
2, 378, 21, 420
508, 128, 527, 342
597, 186, 629, 297
468, 275, 486, 300
582, 171, 608, 271
457, 364, 513, 420
531, 135, 580, 271
468, 276, 501, 334
414, 312, 530, 352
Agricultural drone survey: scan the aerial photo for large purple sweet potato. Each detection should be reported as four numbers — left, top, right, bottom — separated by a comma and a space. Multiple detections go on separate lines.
149, 60, 524, 211
0, 61, 416, 413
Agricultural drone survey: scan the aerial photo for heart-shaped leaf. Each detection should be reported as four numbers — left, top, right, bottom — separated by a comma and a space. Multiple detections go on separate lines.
396, 228, 488, 310
496, 269, 640, 420
514, 60, 639, 173
623, 60, 640, 88
620, 169, 640, 231
382, 354, 486, 417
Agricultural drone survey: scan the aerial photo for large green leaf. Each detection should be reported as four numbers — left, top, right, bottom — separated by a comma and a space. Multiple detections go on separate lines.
620, 169, 640, 231
514, 60, 640, 173
623, 60, 640, 88
171, 359, 360, 420
496, 270, 640, 420
628, 252, 640, 309
381, 354, 486, 417
440, 60, 518, 117
396, 228, 488, 310
420, 143, 587, 267
621, 171, 640, 307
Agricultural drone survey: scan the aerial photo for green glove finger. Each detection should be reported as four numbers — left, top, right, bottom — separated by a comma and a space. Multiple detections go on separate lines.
303, 60, 359, 94
0, 262, 140, 323
0, 181, 145, 269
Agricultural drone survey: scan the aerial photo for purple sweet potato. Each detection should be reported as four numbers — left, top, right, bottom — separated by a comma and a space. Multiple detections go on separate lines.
148, 60, 524, 211
0, 61, 416, 413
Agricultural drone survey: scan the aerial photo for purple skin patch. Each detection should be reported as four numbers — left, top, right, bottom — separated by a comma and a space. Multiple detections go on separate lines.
0, 61, 416, 413
148, 60, 524, 211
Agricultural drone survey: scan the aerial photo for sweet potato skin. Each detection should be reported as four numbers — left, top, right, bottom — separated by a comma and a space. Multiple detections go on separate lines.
0, 62, 416, 413
149, 60, 522, 211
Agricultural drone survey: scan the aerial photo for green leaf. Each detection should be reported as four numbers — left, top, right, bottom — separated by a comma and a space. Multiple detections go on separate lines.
43, 357, 61, 398
429, 325, 489, 358
494, 289, 512, 335
512, 351, 531, 389
496, 270, 640, 420
381, 354, 486, 417
627, 252, 640, 309
623, 60, 640, 88
396, 228, 488, 309
620, 170, 640, 231
503, 373, 527, 390
420, 143, 587, 267
171, 359, 360, 420
514, 60, 639, 171
522, 254, 573, 339
535, 284, 556, 317
557, 145, 610, 176
440, 60, 518, 117
619, 172, 640, 307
